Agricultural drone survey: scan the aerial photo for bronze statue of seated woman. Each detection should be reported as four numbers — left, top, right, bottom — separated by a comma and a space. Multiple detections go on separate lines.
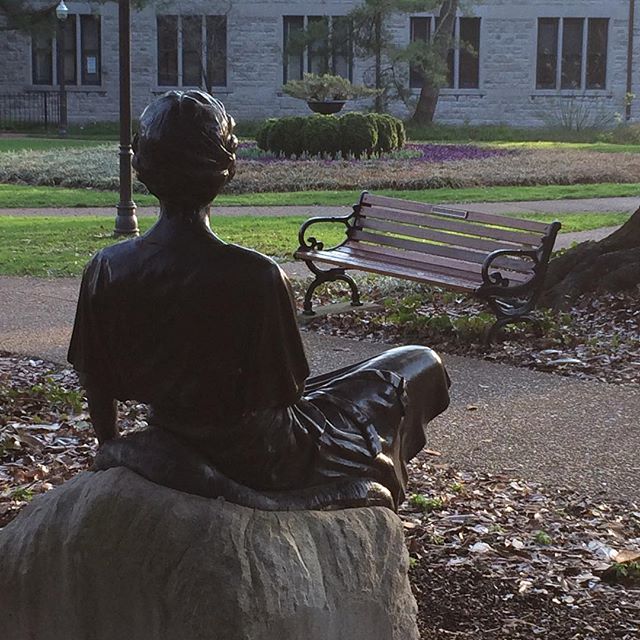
68, 90, 451, 512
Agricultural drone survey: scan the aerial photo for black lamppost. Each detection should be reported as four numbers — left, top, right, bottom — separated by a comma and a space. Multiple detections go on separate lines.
114, 0, 139, 236
55, 0, 68, 137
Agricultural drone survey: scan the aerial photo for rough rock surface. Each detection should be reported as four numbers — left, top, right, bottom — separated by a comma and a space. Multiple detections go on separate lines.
0, 468, 418, 640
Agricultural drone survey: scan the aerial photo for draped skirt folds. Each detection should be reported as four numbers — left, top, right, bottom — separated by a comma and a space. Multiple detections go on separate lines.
172, 346, 451, 509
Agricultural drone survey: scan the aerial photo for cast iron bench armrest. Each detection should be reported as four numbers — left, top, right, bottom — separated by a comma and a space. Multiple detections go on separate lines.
481, 247, 541, 290
297, 211, 357, 252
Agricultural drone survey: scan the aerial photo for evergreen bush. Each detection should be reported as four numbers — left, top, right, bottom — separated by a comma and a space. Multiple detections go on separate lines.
369, 113, 398, 155
255, 118, 277, 151
302, 115, 341, 158
339, 113, 378, 159
254, 112, 404, 159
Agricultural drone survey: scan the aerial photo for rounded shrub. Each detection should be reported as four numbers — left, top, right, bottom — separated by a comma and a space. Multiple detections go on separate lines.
395, 118, 406, 149
338, 112, 378, 159
256, 118, 277, 151
302, 115, 341, 158
368, 113, 399, 155
268, 116, 307, 158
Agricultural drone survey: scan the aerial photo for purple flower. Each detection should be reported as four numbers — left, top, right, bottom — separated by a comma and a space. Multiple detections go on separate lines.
406, 143, 512, 162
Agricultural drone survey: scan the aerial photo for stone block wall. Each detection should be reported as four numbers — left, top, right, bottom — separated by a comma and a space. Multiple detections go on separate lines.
0, 0, 639, 127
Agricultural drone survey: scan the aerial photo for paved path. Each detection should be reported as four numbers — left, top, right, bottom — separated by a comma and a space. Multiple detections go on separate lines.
0, 195, 638, 218
2, 274, 639, 504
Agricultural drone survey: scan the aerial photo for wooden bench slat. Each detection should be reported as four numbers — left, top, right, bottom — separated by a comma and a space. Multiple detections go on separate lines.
350, 230, 536, 274
331, 245, 484, 283
334, 243, 531, 284
362, 193, 551, 233
361, 217, 531, 253
296, 249, 481, 293
361, 205, 542, 246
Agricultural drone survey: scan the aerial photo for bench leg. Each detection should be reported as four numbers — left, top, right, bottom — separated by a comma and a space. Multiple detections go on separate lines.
483, 314, 542, 346
302, 268, 362, 316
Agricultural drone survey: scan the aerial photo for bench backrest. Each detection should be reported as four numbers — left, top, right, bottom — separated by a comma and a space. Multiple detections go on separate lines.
349, 192, 559, 277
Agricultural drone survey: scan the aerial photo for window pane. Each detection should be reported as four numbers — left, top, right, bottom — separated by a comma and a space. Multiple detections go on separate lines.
157, 16, 178, 85
561, 18, 584, 89
81, 15, 101, 85
587, 18, 608, 89
182, 16, 203, 86
459, 17, 480, 89
62, 17, 77, 84
283, 16, 304, 82
32, 31, 53, 85
308, 16, 329, 75
331, 16, 352, 80
410, 17, 430, 89
536, 18, 559, 89
434, 16, 454, 89
206, 16, 227, 87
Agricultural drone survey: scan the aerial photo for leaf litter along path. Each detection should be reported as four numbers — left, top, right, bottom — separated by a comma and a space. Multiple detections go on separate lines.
1, 353, 639, 640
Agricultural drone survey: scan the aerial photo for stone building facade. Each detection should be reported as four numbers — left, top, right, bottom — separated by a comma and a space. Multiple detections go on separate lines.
1, 0, 639, 126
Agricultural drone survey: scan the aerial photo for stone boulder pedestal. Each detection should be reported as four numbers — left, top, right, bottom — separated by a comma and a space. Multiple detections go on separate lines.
0, 468, 419, 640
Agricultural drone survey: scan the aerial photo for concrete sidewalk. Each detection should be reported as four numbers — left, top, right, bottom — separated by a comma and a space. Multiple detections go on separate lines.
2, 274, 639, 504
0, 195, 638, 218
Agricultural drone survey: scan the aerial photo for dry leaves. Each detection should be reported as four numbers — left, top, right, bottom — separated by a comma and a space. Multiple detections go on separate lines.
297, 278, 640, 386
403, 459, 640, 639
0, 353, 147, 528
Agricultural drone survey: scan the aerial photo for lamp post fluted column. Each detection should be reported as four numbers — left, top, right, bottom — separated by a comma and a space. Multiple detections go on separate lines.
55, 1, 68, 137
115, 0, 139, 237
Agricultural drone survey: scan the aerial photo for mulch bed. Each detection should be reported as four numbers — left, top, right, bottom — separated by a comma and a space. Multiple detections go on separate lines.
1, 352, 639, 639
292, 278, 640, 386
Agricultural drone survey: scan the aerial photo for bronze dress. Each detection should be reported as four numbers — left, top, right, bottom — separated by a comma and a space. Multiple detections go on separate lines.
69, 219, 450, 508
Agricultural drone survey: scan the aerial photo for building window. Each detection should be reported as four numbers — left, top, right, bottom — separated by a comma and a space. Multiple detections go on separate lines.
157, 15, 227, 88
536, 18, 609, 90
32, 31, 53, 85
283, 15, 353, 84
80, 15, 101, 85
409, 16, 480, 90
31, 14, 101, 86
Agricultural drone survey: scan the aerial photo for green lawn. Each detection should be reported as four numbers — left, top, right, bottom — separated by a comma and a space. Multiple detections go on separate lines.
485, 141, 640, 154
0, 212, 629, 278
0, 138, 107, 152
1, 182, 639, 209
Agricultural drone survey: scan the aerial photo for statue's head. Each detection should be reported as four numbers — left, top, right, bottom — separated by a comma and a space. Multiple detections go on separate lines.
132, 90, 237, 209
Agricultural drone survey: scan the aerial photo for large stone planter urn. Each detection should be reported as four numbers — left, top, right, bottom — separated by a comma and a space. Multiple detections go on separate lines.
0, 468, 419, 640
306, 100, 346, 115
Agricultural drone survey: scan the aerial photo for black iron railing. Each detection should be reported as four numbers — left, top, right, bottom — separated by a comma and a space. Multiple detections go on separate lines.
0, 91, 61, 131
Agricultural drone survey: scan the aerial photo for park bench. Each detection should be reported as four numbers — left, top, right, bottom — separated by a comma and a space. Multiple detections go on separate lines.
294, 191, 561, 343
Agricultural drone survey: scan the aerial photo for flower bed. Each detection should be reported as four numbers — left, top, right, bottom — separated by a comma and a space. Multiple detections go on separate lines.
1, 143, 640, 194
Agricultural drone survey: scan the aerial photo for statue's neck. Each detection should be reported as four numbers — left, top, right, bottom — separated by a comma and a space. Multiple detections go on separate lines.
157, 201, 212, 230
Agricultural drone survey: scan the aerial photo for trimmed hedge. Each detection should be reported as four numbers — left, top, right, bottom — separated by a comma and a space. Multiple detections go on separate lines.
256, 112, 405, 159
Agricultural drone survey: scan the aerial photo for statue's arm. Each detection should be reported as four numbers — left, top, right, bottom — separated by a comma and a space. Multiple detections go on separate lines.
82, 378, 118, 445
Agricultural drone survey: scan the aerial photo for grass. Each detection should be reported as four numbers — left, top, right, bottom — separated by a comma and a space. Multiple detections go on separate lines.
0, 138, 106, 152
1, 182, 640, 209
404, 122, 622, 143
487, 141, 640, 154
0, 212, 629, 278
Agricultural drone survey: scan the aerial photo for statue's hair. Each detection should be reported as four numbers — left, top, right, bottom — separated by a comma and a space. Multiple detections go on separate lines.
132, 90, 238, 207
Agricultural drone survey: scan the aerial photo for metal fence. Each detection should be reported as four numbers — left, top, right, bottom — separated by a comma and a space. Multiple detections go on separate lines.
0, 92, 61, 131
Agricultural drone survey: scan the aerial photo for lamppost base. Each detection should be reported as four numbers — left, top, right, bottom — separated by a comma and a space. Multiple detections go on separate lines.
114, 203, 139, 237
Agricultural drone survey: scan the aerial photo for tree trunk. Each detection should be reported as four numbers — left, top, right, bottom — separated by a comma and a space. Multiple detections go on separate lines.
412, 84, 440, 125
540, 207, 640, 310
409, 0, 458, 125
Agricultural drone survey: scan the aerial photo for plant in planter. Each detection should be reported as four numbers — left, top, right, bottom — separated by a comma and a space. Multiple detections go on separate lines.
283, 73, 380, 114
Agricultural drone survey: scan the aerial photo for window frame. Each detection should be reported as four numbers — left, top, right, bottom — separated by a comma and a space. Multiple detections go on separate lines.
156, 14, 228, 89
535, 17, 609, 92
31, 13, 102, 87
409, 15, 481, 91
282, 15, 353, 85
